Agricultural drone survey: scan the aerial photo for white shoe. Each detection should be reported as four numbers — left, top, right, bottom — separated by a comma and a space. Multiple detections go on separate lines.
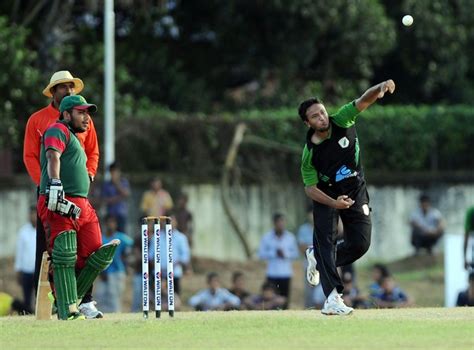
321, 294, 354, 316
78, 301, 104, 319
305, 247, 320, 286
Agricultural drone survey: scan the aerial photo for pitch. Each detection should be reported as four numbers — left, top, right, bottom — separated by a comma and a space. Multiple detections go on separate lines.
0, 308, 472, 349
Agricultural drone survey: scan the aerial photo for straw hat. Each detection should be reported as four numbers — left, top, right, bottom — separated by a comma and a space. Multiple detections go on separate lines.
42, 71, 84, 98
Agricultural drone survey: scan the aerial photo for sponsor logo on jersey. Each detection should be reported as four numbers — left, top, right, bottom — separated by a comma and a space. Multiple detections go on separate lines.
335, 165, 358, 182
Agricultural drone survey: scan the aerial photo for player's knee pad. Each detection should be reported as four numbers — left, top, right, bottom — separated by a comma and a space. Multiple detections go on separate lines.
76, 239, 120, 301
52, 230, 77, 267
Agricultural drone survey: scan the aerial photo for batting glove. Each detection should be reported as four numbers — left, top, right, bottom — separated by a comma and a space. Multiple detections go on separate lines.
55, 198, 81, 219
46, 178, 64, 211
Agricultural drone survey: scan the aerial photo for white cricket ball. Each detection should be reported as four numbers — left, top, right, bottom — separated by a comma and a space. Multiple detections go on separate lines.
402, 15, 413, 26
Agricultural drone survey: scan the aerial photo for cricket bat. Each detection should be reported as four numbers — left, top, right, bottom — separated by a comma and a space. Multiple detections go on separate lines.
35, 251, 52, 320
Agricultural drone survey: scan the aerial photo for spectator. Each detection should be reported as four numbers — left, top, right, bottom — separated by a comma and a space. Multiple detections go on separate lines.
258, 213, 299, 309
188, 272, 240, 311
95, 214, 134, 313
14, 205, 37, 310
373, 276, 413, 308
140, 177, 173, 218
243, 282, 286, 311
369, 263, 390, 299
174, 193, 194, 248
410, 194, 445, 255
150, 214, 191, 295
463, 205, 474, 269
228, 271, 251, 303
101, 162, 131, 232
456, 272, 474, 307
341, 272, 366, 309
297, 205, 315, 308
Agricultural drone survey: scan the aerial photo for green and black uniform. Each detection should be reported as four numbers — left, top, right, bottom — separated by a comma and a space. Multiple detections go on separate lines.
465, 206, 474, 267
301, 101, 371, 297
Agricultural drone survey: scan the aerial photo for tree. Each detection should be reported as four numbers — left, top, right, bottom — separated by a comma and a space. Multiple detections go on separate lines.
173, 0, 396, 106
0, 16, 41, 150
375, 0, 474, 103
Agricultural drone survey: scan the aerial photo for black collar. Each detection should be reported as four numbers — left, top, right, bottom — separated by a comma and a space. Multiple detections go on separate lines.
306, 128, 315, 148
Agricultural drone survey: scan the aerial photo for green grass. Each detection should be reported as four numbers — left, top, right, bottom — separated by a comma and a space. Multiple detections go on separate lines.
1, 308, 473, 349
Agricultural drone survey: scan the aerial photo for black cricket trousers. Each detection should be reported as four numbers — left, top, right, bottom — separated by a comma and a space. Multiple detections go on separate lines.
312, 184, 371, 297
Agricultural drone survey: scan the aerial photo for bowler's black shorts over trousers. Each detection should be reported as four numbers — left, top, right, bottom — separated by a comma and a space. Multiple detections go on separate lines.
312, 184, 372, 297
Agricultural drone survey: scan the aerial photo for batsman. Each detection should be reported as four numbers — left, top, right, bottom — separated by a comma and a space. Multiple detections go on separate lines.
37, 95, 120, 320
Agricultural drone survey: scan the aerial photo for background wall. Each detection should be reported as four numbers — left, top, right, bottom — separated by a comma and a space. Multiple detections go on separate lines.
2, 182, 472, 262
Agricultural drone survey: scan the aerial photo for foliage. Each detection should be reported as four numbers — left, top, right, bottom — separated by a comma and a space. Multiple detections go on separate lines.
0, 16, 41, 149
110, 105, 474, 182
1, 1, 474, 176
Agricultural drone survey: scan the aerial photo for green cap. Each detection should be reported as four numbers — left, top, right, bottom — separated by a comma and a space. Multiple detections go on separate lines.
59, 95, 97, 113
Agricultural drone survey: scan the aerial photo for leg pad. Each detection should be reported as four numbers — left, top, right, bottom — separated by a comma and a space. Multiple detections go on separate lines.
76, 239, 120, 302
52, 230, 77, 320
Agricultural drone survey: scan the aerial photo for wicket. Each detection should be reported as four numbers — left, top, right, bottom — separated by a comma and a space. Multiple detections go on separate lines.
141, 216, 175, 319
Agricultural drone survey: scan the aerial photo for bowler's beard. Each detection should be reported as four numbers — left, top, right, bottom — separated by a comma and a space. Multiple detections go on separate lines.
316, 125, 330, 132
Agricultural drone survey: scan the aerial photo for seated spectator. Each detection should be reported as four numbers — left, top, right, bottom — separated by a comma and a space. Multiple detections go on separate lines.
243, 282, 286, 311
229, 271, 251, 303
456, 272, 474, 307
188, 272, 240, 311
410, 194, 445, 255
341, 272, 366, 309
369, 263, 390, 298
374, 276, 413, 308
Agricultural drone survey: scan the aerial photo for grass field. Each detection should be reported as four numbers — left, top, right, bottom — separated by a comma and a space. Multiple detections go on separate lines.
1, 308, 473, 349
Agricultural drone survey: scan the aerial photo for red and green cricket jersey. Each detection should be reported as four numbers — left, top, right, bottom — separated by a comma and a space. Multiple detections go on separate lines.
39, 122, 90, 197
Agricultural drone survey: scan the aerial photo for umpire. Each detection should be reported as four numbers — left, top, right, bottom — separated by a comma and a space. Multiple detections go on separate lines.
299, 80, 396, 315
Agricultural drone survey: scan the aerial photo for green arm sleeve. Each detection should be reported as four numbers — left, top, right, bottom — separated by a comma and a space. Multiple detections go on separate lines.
465, 207, 474, 232
331, 101, 360, 128
301, 145, 318, 186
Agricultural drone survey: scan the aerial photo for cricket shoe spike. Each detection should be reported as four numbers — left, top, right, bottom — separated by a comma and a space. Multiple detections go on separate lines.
78, 301, 103, 319
321, 294, 354, 316
305, 247, 320, 286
